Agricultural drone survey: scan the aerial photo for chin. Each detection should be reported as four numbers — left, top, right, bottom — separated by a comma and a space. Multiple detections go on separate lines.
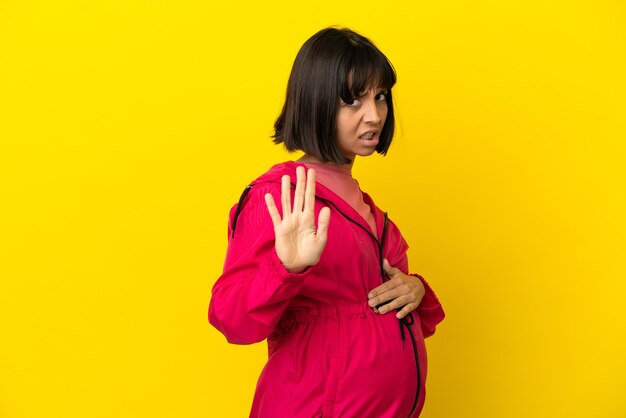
358, 148, 377, 157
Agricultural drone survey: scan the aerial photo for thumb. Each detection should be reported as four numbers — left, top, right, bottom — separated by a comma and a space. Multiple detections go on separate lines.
316, 207, 331, 241
382, 258, 398, 277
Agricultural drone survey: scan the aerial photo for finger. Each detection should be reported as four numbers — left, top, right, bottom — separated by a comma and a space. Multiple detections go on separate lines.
383, 259, 399, 278
368, 276, 402, 300
264, 193, 282, 228
377, 294, 412, 314
368, 279, 406, 307
281, 174, 291, 216
304, 168, 316, 214
396, 303, 419, 319
316, 206, 330, 240
292, 166, 306, 212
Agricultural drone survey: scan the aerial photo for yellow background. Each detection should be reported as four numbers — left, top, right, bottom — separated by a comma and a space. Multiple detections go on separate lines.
1, 0, 625, 417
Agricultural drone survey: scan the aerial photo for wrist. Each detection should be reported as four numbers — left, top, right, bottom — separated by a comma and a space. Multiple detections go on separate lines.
277, 254, 310, 274
284, 262, 308, 274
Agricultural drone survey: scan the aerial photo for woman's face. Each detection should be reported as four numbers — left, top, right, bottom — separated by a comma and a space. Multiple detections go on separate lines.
336, 87, 388, 161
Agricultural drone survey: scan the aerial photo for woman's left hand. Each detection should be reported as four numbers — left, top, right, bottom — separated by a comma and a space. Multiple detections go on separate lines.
367, 259, 426, 319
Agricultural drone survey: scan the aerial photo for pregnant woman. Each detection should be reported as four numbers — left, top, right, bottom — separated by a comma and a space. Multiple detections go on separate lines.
209, 27, 445, 417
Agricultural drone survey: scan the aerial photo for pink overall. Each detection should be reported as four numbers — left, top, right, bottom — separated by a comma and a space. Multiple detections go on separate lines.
209, 161, 445, 417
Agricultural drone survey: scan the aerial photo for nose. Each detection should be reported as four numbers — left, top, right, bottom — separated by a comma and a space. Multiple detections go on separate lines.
363, 97, 382, 125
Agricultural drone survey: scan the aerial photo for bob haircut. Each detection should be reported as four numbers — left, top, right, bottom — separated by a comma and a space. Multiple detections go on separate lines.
273, 27, 397, 165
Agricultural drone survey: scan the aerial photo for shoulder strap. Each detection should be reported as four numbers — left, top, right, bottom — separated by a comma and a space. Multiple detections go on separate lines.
230, 185, 253, 239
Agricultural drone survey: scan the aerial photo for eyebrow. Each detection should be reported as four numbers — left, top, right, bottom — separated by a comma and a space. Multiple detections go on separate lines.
357, 88, 388, 97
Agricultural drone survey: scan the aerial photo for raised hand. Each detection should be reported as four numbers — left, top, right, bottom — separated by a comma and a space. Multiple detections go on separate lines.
264, 166, 331, 273
367, 259, 426, 319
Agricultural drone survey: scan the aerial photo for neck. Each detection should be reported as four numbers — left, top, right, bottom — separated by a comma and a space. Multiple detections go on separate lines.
298, 154, 355, 170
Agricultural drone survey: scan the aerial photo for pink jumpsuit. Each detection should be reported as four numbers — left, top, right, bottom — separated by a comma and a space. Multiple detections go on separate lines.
209, 161, 445, 417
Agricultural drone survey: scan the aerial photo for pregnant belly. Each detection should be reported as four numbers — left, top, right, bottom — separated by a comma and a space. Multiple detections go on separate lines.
254, 303, 427, 418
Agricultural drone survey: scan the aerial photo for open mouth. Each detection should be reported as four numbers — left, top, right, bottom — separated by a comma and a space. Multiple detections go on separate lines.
359, 131, 378, 140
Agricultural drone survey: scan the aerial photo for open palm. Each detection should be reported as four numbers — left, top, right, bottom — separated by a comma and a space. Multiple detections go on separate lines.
264, 166, 331, 273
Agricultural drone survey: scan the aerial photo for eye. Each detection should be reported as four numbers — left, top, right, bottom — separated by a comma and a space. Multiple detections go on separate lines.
343, 98, 361, 107
375, 91, 388, 101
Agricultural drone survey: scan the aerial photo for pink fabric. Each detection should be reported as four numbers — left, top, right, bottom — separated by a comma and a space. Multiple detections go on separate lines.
301, 161, 377, 237
209, 161, 445, 417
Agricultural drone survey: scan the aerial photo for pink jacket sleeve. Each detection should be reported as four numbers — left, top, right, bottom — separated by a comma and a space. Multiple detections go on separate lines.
208, 184, 310, 345
410, 272, 445, 338
385, 221, 445, 339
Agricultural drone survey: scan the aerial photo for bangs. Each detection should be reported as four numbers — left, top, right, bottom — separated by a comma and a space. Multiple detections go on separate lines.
338, 46, 396, 102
